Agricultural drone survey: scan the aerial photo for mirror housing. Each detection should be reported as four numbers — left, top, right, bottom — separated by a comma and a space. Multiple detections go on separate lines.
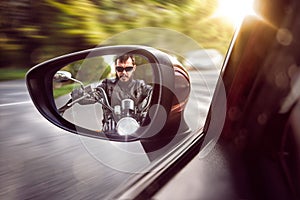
26, 45, 190, 145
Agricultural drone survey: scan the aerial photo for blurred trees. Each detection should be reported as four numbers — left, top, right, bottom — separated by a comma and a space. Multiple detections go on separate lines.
0, 0, 234, 69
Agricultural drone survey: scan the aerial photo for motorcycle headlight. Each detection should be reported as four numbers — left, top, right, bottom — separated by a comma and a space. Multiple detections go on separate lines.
116, 117, 139, 136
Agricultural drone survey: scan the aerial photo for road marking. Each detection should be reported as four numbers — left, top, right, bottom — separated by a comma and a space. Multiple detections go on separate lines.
0, 84, 26, 88
5, 92, 29, 96
0, 101, 32, 107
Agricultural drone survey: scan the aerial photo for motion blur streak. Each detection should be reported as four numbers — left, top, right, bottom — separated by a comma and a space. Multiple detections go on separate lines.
0, 80, 133, 199
0, 101, 32, 107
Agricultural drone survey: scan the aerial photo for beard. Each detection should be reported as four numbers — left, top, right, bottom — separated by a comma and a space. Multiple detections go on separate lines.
120, 74, 128, 78
119, 74, 129, 81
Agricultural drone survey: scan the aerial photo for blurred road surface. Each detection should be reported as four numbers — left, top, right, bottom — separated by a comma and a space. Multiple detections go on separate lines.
0, 68, 220, 199
0, 80, 150, 199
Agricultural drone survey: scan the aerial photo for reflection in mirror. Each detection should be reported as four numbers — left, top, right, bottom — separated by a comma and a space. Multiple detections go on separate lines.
53, 54, 153, 135
53, 71, 72, 81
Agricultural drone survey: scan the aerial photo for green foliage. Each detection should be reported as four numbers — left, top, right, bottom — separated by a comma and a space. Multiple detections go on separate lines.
0, 68, 28, 81
0, 0, 235, 81
53, 83, 77, 98
60, 56, 111, 82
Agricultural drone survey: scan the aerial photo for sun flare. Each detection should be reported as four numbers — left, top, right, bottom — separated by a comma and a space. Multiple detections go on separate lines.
214, 0, 256, 26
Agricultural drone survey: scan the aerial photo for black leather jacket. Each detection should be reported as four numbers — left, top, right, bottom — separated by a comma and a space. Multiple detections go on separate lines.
98, 77, 152, 132
97, 77, 152, 111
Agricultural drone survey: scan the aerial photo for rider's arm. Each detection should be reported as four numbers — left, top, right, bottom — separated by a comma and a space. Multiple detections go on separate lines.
137, 81, 153, 112
139, 80, 152, 99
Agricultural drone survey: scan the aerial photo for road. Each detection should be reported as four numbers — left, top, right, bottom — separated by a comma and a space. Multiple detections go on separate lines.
0, 80, 151, 199
0, 69, 220, 199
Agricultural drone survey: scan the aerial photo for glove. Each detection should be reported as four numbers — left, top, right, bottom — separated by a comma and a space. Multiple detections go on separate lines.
71, 88, 84, 101
71, 86, 97, 105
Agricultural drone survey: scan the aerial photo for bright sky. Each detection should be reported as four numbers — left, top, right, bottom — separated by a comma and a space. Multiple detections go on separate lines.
214, 0, 256, 26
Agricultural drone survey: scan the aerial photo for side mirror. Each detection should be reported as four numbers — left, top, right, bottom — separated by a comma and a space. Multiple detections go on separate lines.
26, 45, 190, 150
54, 71, 72, 81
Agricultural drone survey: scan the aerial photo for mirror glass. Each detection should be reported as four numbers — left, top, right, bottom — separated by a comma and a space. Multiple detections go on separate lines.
53, 54, 154, 135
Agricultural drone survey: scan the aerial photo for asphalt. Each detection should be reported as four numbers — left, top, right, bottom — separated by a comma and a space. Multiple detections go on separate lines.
0, 68, 220, 199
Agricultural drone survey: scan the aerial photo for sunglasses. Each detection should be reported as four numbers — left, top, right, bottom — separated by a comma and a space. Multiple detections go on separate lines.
115, 66, 134, 72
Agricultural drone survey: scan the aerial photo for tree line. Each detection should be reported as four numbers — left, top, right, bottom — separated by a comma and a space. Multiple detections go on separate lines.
0, 0, 234, 69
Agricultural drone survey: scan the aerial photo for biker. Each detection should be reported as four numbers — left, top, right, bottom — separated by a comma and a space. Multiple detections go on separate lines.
71, 54, 153, 132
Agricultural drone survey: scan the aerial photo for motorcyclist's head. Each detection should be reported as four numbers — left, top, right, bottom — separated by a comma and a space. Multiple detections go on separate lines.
115, 54, 136, 82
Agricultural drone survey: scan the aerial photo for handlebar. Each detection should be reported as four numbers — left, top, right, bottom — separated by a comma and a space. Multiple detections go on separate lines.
67, 93, 90, 107
58, 87, 114, 115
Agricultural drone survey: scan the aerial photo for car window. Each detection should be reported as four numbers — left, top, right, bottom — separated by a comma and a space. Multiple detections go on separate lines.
2, 1, 241, 199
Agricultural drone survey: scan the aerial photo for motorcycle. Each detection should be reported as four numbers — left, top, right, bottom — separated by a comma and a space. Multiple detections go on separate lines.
54, 71, 152, 136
